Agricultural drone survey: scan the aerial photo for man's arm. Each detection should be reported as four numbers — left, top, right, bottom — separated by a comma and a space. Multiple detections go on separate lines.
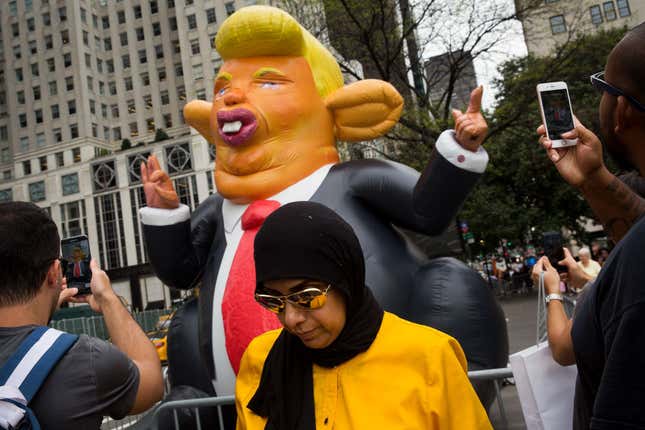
73, 260, 163, 414
538, 121, 645, 243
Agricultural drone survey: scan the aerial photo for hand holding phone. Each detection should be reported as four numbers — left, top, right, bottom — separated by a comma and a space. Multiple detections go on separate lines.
537, 82, 577, 148
542, 232, 567, 273
61, 235, 92, 295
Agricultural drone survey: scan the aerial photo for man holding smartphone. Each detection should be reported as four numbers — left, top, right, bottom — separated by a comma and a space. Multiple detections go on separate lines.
537, 22, 645, 430
0, 202, 163, 428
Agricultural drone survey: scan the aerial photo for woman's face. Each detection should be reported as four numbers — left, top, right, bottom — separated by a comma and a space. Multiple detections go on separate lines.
263, 278, 346, 349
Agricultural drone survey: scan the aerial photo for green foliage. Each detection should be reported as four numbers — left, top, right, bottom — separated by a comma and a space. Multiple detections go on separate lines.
120, 138, 132, 151
460, 27, 628, 252
154, 128, 170, 142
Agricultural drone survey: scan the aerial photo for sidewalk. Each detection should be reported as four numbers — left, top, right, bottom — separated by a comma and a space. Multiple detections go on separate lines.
488, 290, 542, 429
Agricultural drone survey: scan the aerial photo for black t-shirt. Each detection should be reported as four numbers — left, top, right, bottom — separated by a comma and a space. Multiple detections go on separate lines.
0, 326, 139, 429
571, 215, 645, 429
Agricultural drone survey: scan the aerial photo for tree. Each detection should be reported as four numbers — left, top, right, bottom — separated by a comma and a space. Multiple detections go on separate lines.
154, 128, 170, 142
120, 139, 132, 151
459, 27, 628, 253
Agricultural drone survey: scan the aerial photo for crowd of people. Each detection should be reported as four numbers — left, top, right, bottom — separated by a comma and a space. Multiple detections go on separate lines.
0, 5, 644, 430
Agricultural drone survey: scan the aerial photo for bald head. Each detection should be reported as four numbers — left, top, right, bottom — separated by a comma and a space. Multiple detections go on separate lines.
609, 23, 645, 104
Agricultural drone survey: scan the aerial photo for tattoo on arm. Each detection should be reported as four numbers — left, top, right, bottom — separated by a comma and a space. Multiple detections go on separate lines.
603, 177, 645, 243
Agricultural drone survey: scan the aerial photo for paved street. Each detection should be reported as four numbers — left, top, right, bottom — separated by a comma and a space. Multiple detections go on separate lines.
488, 289, 543, 429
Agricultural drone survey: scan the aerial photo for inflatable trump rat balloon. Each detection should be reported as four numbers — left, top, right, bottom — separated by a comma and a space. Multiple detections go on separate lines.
140, 5, 507, 407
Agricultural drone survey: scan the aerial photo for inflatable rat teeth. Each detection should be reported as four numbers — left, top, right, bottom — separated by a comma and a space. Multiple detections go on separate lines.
140, 5, 507, 409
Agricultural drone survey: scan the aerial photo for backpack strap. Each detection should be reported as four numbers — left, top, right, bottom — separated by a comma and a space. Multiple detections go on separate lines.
0, 327, 78, 429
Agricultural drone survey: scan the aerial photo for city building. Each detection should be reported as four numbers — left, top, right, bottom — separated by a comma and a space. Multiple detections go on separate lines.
0, 0, 258, 310
516, 0, 644, 56
424, 50, 478, 113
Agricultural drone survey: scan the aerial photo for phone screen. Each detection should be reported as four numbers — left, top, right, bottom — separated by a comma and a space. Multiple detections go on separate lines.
542, 232, 566, 273
540, 89, 574, 140
61, 235, 92, 294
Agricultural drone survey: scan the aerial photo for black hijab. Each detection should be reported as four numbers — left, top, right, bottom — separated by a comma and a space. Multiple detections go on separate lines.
248, 201, 384, 430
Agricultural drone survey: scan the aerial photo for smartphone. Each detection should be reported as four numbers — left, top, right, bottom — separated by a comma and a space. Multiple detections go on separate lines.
537, 82, 577, 148
61, 235, 92, 295
542, 232, 567, 273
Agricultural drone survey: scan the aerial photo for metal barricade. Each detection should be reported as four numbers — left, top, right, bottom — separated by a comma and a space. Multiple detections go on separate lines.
50, 309, 173, 340
150, 396, 235, 430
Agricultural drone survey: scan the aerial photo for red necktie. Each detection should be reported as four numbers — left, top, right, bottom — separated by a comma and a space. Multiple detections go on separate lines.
222, 200, 282, 374
74, 262, 81, 277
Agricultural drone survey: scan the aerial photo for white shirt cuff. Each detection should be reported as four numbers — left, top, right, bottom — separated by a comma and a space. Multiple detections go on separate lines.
140, 204, 191, 226
436, 130, 489, 174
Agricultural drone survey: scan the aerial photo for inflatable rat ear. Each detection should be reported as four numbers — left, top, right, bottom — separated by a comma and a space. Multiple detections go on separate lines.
325, 79, 404, 142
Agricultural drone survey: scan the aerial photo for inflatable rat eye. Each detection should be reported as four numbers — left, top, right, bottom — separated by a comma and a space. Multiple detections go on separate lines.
216, 87, 229, 97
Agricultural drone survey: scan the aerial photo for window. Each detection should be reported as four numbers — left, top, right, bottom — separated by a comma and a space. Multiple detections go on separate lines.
192, 63, 202, 79
68, 100, 76, 115
43, 12, 51, 26
27, 18, 35, 32
12, 23, 19, 38
90, 99, 96, 114
144, 95, 152, 109
58, 7, 67, 22
150, 1, 158, 14
97, 59, 103, 73
92, 123, 98, 137
164, 113, 172, 128
64, 53, 72, 68
136, 27, 145, 41
120, 32, 128, 46
118, 10, 126, 24
72, 147, 80, 162
124, 77, 133, 91
549, 15, 566, 34
49, 81, 57, 96
16, 69, 23, 82
29, 181, 45, 202
111, 105, 120, 118
175, 64, 183, 77
147, 118, 155, 133
29, 40, 37, 55
25, 0, 32, 12
83, 30, 89, 46
104, 38, 112, 51
603, 1, 617, 20
590, 5, 603, 24
45, 35, 53, 50
101, 104, 108, 118
165, 143, 193, 174
17, 91, 25, 104
225, 2, 236, 16
19, 114, 27, 128
616, 0, 630, 17
161, 91, 169, 105
158, 67, 166, 81
152, 22, 161, 36
169, 17, 177, 31
172, 39, 180, 54
60, 201, 87, 238
36, 134, 46, 148
134, 5, 142, 19
113, 127, 122, 140
62, 173, 79, 195
53, 128, 62, 143
102, 16, 110, 29
128, 99, 136, 113
191, 40, 200, 55
20, 137, 29, 151
141, 72, 150, 86
56, 152, 64, 168
0, 127, 7, 141
23, 161, 32, 175
207, 8, 217, 24
130, 122, 138, 137
31, 63, 39, 77
122, 54, 130, 69
187, 15, 197, 29
138, 49, 147, 64
13, 45, 22, 60
168, 0, 175, 7
0, 189, 12, 203
47, 58, 56, 72
94, 192, 128, 269
107, 60, 115, 73
9, 1, 17, 17
70, 124, 79, 139
35, 110, 43, 124
81, 7, 87, 23
61, 30, 70, 45
39, 155, 47, 170
93, 14, 98, 28
66, 76, 74, 91
196, 88, 206, 100
33, 86, 41, 100
109, 82, 117, 95
51, 104, 60, 119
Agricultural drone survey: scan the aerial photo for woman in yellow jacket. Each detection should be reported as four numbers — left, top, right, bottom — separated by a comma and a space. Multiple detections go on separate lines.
236, 201, 492, 430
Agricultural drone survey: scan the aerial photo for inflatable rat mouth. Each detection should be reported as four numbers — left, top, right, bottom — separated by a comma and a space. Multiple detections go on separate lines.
217, 108, 258, 147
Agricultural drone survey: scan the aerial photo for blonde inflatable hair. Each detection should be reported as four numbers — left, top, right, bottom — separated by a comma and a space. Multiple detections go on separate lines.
215, 5, 344, 98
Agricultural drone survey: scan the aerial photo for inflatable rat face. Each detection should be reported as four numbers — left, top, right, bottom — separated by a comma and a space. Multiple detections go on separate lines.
183, 6, 403, 204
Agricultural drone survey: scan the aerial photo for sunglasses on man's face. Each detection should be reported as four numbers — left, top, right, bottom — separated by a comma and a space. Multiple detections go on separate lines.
590, 71, 645, 112
255, 284, 332, 314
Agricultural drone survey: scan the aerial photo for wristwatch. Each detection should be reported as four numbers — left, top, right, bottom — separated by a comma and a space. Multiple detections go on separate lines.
545, 293, 564, 304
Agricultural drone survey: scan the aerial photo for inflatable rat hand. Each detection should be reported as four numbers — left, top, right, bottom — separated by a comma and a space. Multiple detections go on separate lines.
141, 154, 180, 209
326, 79, 404, 142
451, 85, 487, 152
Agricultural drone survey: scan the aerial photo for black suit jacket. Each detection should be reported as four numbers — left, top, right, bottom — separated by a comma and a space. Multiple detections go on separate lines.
143, 151, 505, 385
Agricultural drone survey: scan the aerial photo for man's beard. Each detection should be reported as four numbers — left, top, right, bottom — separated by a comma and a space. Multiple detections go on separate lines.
601, 123, 637, 172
